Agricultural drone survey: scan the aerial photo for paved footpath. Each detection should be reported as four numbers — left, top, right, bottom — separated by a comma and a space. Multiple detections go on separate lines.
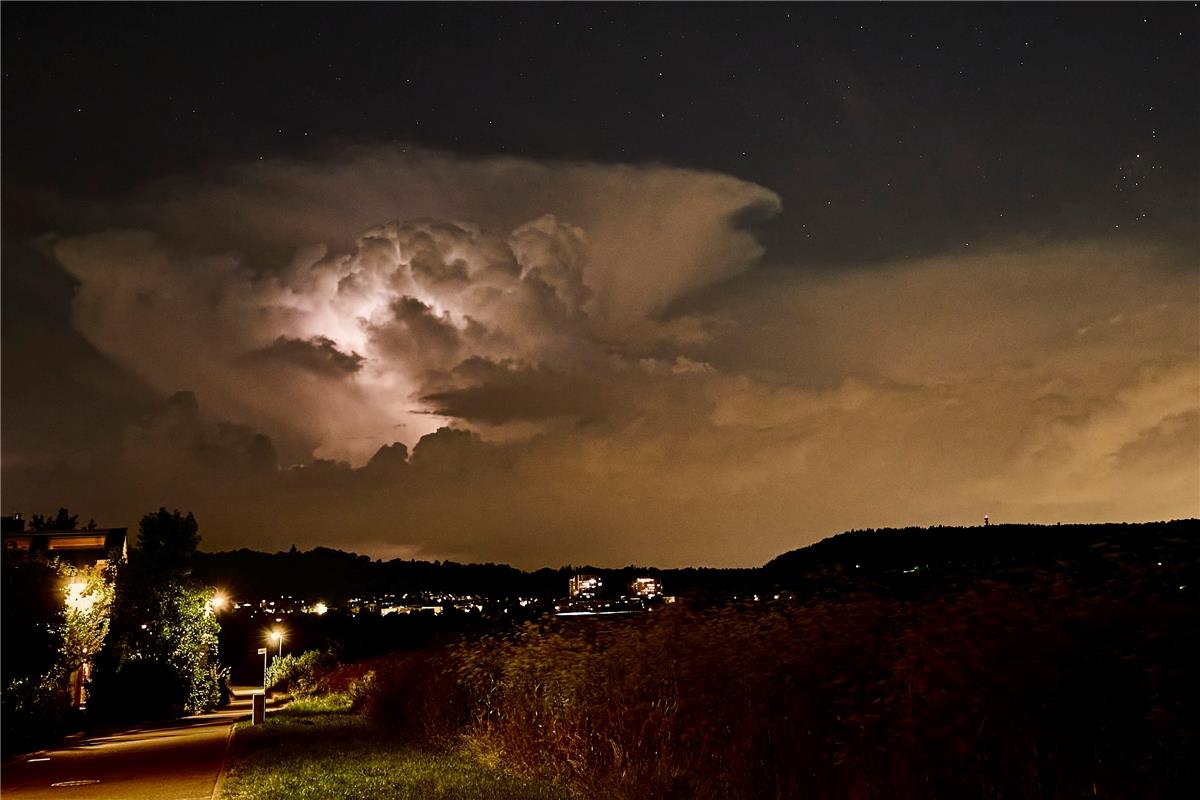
1, 687, 266, 800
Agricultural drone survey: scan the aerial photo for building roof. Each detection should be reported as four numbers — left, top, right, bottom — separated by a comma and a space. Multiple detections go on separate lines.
2, 528, 128, 567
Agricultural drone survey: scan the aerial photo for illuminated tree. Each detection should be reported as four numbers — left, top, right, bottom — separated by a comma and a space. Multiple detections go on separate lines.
60, 563, 116, 680
89, 509, 224, 720
0, 558, 114, 755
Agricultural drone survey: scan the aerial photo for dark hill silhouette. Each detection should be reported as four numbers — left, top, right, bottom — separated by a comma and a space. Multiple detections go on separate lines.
765, 520, 1197, 573
763, 519, 1199, 600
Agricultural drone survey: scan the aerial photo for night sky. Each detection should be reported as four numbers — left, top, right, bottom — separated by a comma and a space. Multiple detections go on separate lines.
3, 4, 1197, 567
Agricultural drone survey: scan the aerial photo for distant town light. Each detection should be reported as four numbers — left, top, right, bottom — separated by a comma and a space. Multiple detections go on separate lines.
313, 602, 328, 616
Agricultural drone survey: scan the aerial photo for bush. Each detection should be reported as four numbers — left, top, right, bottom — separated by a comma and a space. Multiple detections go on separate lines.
264, 649, 335, 694
1, 671, 72, 756
97, 659, 190, 720
358, 649, 471, 743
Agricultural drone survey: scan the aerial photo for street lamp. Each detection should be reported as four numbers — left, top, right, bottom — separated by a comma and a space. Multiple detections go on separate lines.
262, 628, 284, 691
268, 629, 284, 658
209, 591, 229, 613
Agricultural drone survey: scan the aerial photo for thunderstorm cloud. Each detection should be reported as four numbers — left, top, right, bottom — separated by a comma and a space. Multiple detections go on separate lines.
6, 148, 1198, 566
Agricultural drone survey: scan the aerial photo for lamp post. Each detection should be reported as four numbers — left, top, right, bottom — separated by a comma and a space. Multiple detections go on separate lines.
263, 628, 285, 693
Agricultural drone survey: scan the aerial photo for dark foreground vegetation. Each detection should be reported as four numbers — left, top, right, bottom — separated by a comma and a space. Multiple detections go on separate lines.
259, 520, 1198, 799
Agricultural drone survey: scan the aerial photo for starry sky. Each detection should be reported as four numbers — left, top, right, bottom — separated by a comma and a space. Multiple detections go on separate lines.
3, 4, 1197, 567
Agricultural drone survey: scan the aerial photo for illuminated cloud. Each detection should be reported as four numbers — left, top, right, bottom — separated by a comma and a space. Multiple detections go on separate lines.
51, 151, 779, 465
16, 149, 1197, 566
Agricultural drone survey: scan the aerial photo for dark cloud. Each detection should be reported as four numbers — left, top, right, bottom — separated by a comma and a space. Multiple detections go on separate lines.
421, 359, 609, 425
370, 297, 465, 373
363, 442, 410, 476
249, 336, 364, 376
122, 391, 279, 480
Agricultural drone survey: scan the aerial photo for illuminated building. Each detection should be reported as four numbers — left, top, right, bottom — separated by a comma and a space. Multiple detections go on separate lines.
629, 576, 662, 598
2, 517, 128, 569
568, 573, 602, 599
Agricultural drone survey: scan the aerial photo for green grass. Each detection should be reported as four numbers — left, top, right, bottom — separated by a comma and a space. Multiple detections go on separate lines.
220, 697, 565, 800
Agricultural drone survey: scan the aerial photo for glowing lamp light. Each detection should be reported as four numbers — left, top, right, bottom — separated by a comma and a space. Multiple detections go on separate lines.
268, 627, 286, 658
208, 592, 229, 613
313, 602, 328, 616
64, 580, 98, 614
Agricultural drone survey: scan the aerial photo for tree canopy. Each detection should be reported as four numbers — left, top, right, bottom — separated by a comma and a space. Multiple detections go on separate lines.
30, 508, 79, 531
137, 508, 200, 574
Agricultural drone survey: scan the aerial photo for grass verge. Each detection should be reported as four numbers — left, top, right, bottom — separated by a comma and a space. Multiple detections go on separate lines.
219, 695, 565, 800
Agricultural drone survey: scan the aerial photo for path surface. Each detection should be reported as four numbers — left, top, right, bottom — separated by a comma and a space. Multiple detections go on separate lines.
1, 687, 266, 800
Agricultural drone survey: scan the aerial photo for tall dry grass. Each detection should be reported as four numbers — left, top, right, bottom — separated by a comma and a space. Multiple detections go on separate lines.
361, 576, 1196, 799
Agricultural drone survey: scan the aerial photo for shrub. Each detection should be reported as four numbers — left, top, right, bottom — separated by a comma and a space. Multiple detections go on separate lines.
264, 649, 335, 694
99, 659, 190, 720
305, 658, 376, 697
1, 671, 72, 756
359, 648, 472, 743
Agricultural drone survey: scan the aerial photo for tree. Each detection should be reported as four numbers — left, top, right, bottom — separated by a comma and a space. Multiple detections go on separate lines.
60, 563, 116, 680
137, 508, 200, 574
30, 507, 80, 531
89, 509, 223, 721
